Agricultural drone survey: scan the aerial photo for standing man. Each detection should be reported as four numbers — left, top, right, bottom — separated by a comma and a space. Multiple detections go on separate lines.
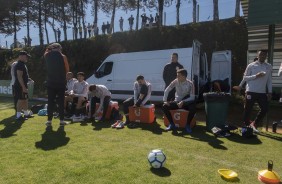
163, 53, 184, 101
10, 61, 18, 113
162, 69, 196, 133
44, 43, 70, 127
128, 15, 134, 31
123, 75, 152, 124
119, 17, 124, 32
242, 50, 272, 132
14, 51, 33, 120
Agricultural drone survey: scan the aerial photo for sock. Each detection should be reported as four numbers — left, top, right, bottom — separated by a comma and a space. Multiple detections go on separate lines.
16, 112, 22, 118
24, 110, 29, 116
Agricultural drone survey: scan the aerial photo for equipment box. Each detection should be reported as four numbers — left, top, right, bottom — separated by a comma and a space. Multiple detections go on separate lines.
129, 104, 155, 123
164, 109, 196, 128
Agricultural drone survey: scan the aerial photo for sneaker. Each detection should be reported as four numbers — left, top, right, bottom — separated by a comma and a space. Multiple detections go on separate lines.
116, 121, 124, 129
45, 121, 52, 127
166, 124, 176, 131
98, 117, 105, 122
185, 126, 192, 133
16, 116, 28, 121
279, 98, 282, 103
250, 122, 259, 133
111, 121, 120, 128
60, 121, 70, 126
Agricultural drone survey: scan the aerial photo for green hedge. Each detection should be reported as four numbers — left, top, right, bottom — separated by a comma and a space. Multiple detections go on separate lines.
0, 17, 247, 97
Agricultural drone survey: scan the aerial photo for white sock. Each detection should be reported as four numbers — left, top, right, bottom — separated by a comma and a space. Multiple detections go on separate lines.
16, 112, 22, 118
24, 110, 29, 116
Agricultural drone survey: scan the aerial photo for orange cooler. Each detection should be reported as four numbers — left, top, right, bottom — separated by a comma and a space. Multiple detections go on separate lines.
164, 109, 196, 128
129, 104, 155, 123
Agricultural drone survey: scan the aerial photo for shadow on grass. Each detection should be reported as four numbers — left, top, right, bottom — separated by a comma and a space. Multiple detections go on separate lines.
127, 121, 165, 135
170, 125, 228, 150
35, 126, 70, 150
0, 115, 24, 138
91, 120, 112, 131
220, 176, 240, 183
150, 167, 171, 177
256, 132, 282, 142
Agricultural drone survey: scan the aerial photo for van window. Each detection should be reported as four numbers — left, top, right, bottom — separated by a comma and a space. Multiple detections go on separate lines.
95, 62, 113, 78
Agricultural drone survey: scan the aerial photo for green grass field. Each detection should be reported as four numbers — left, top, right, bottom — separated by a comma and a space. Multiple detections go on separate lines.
0, 97, 281, 184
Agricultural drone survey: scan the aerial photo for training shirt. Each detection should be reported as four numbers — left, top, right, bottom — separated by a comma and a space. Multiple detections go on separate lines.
88, 85, 111, 113
163, 78, 195, 102
14, 60, 29, 88
66, 78, 78, 93
244, 61, 272, 93
71, 80, 89, 97
133, 81, 152, 105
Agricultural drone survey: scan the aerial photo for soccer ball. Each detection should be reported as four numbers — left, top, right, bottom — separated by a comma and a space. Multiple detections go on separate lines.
147, 149, 166, 168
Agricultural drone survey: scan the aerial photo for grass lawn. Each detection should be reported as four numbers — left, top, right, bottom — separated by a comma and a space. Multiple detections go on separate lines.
0, 97, 281, 184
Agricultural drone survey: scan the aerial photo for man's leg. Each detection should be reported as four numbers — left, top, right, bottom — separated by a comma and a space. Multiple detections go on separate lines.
101, 96, 111, 120
183, 102, 197, 133
243, 92, 256, 126
162, 102, 178, 130
123, 97, 134, 123
57, 88, 66, 121
254, 93, 268, 127
90, 97, 100, 118
47, 87, 56, 122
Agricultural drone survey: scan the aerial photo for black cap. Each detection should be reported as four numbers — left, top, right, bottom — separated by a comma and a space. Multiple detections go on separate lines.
19, 51, 31, 57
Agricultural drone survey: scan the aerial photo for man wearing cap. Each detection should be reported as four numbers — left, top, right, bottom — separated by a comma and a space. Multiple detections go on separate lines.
44, 43, 70, 127
14, 51, 34, 120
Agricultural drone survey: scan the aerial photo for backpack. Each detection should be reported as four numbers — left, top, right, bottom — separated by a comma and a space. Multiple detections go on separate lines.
31, 104, 45, 114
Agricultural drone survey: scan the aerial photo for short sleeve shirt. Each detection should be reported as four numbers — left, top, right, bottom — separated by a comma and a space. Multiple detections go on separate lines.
14, 61, 29, 87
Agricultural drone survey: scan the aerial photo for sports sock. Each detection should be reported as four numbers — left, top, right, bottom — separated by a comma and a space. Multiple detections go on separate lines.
16, 112, 22, 118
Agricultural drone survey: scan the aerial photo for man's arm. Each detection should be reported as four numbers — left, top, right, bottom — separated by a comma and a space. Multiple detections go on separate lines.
17, 70, 28, 93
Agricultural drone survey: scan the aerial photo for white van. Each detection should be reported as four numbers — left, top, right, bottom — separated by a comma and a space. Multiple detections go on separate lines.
86, 40, 231, 102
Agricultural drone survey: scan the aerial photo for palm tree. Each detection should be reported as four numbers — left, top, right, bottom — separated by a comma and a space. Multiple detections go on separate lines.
213, 0, 219, 21
235, 0, 240, 18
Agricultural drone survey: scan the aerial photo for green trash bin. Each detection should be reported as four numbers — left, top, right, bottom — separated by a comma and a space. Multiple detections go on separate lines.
27, 80, 34, 100
203, 92, 231, 131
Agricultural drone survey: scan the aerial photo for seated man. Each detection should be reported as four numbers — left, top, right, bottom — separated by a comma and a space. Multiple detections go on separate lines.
162, 69, 196, 133
65, 72, 77, 95
123, 75, 152, 124
88, 84, 111, 122
64, 72, 88, 116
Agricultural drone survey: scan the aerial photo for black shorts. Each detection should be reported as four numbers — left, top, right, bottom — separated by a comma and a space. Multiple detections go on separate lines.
14, 85, 28, 100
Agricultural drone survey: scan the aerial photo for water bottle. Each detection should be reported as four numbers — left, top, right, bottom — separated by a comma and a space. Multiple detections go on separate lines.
272, 121, 277, 133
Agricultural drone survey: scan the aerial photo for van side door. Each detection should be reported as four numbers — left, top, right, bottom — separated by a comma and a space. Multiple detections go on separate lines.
210, 51, 232, 93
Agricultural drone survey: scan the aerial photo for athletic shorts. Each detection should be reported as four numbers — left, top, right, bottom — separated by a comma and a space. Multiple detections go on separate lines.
14, 85, 28, 100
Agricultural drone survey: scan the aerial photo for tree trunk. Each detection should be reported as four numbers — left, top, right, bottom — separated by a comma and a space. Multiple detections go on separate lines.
52, 3, 57, 42
13, 10, 17, 48
110, 0, 116, 33
135, 0, 140, 30
94, 0, 98, 24
80, 0, 86, 38
44, 8, 49, 44
26, 0, 30, 47
62, 5, 67, 41
235, 0, 240, 18
193, 0, 197, 23
176, 0, 180, 26
213, 0, 219, 21
158, 0, 164, 27
38, 0, 44, 45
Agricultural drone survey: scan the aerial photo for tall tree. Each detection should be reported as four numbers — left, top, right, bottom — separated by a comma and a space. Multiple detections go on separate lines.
235, 0, 240, 18
213, 0, 219, 21
176, 0, 181, 26
192, 0, 197, 23
157, 0, 164, 27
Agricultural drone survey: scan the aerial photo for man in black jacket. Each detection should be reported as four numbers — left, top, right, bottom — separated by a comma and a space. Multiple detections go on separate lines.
163, 53, 183, 101
44, 43, 70, 127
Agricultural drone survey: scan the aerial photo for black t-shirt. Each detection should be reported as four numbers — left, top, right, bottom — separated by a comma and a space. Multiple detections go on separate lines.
14, 61, 29, 88
139, 84, 148, 97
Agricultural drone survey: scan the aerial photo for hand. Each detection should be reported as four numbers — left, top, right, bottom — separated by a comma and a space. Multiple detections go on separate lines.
164, 102, 170, 106
22, 87, 28, 93
256, 71, 266, 78
267, 93, 272, 101
232, 86, 241, 91
177, 101, 183, 108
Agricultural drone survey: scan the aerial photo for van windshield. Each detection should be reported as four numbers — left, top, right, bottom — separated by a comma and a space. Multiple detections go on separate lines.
95, 62, 113, 78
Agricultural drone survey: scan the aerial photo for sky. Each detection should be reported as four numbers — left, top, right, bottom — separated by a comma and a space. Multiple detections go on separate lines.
0, 0, 243, 48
